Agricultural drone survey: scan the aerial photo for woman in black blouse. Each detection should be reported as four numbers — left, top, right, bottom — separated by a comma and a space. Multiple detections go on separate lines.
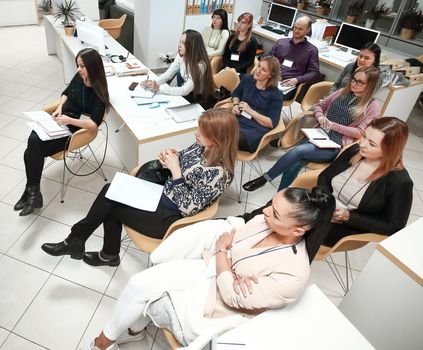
14, 48, 110, 216
222, 12, 258, 74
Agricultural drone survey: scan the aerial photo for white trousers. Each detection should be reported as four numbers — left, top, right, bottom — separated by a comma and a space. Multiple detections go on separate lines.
103, 259, 208, 341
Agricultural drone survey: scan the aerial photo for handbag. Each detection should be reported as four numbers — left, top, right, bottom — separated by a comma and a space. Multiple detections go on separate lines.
135, 159, 172, 185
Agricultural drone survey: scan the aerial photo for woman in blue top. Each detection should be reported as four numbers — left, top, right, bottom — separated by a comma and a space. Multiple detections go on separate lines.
232, 56, 283, 152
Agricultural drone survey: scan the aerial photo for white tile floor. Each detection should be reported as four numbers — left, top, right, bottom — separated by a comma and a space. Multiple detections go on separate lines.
0, 24, 422, 350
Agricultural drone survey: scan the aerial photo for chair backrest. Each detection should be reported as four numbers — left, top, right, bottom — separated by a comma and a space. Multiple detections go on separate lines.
213, 68, 240, 93
278, 111, 317, 149
246, 56, 259, 74
301, 81, 334, 112
210, 55, 223, 75
283, 83, 305, 106
98, 14, 127, 39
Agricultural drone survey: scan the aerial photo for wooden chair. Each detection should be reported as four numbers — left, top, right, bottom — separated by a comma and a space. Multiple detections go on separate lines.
290, 170, 386, 294
300, 81, 334, 112
123, 165, 220, 256
98, 14, 127, 40
210, 55, 223, 75
213, 68, 240, 93
282, 83, 305, 120
237, 120, 286, 202
45, 101, 107, 203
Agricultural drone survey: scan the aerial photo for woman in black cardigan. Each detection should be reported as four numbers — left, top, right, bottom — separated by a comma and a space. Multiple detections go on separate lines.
241, 117, 413, 247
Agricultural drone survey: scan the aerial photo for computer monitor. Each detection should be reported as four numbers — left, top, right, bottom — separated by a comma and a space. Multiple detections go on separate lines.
267, 3, 297, 29
76, 20, 106, 56
334, 22, 380, 52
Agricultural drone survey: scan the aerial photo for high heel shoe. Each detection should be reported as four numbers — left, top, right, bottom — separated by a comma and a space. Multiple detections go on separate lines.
41, 238, 85, 260
243, 176, 268, 192
19, 185, 43, 216
14, 185, 29, 211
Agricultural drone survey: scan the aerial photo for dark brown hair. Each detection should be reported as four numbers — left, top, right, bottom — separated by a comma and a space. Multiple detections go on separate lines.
182, 29, 214, 99
75, 48, 110, 112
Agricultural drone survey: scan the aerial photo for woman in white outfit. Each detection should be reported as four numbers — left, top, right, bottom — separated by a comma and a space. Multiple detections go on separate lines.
82, 187, 334, 350
201, 8, 230, 57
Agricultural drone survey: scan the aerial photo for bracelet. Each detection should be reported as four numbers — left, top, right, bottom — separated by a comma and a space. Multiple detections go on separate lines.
215, 248, 227, 254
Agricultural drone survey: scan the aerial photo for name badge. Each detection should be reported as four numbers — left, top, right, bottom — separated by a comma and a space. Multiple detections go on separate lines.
231, 54, 240, 62
282, 59, 294, 68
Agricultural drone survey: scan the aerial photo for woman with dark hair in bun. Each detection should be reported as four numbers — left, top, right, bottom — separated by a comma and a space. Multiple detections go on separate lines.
79, 187, 334, 350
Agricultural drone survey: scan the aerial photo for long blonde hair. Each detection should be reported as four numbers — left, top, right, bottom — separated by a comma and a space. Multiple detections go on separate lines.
229, 12, 253, 54
341, 66, 380, 119
198, 109, 239, 178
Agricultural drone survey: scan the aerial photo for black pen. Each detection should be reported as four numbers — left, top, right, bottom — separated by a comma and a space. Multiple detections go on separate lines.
313, 138, 327, 140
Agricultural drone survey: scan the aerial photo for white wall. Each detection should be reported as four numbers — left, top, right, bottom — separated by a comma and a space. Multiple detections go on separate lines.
0, 0, 38, 26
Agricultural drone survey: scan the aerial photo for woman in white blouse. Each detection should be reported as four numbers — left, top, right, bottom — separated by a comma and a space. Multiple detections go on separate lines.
201, 8, 230, 57
141, 29, 214, 104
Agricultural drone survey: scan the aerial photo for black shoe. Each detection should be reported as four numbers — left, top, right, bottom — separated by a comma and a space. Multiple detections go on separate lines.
243, 176, 268, 192
14, 185, 29, 211
41, 238, 85, 260
269, 139, 280, 148
83, 251, 120, 267
19, 185, 43, 216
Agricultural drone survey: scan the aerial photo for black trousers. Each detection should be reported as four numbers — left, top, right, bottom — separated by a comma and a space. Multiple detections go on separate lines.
68, 184, 182, 255
24, 131, 70, 186
238, 131, 252, 152
322, 223, 366, 247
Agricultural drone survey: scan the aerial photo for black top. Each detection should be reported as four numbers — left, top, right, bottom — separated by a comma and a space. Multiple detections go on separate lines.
62, 73, 106, 133
223, 34, 258, 73
318, 144, 413, 236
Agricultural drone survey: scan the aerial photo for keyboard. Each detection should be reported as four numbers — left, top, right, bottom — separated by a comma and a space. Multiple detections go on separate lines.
330, 50, 356, 62
261, 25, 288, 36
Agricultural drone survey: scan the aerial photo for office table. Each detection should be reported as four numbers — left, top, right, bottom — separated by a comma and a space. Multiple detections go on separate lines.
339, 218, 423, 350
252, 26, 423, 122
217, 284, 374, 350
43, 15, 197, 171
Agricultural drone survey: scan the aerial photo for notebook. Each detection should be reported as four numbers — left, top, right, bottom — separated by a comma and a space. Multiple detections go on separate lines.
165, 103, 205, 123
301, 128, 341, 148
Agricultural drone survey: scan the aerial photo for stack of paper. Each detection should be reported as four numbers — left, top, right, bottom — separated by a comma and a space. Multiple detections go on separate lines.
165, 103, 205, 123
113, 61, 148, 77
25, 111, 71, 141
301, 128, 341, 148
278, 83, 296, 95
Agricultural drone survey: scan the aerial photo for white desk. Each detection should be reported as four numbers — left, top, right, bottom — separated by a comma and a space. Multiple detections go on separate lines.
339, 218, 423, 350
252, 26, 423, 122
217, 284, 374, 350
43, 15, 197, 171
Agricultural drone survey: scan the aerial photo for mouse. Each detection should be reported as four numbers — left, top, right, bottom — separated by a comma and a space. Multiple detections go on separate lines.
149, 102, 160, 108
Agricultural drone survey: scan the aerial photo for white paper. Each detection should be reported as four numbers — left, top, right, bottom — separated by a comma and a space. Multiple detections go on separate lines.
130, 85, 155, 98
27, 121, 70, 141
105, 172, 164, 212
165, 103, 204, 123
133, 96, 170, 105
301, 128, 341, 149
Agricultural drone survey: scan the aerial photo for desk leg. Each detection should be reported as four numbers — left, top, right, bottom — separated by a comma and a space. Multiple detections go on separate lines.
59, 40, 77, 84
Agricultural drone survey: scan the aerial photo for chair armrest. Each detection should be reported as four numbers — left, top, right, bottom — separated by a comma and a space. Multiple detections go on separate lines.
290, 169, 321, 189
43, 100, 60, 115
67, 128, 98, 153
130, 165, 141, 176
214, 97, 233, 110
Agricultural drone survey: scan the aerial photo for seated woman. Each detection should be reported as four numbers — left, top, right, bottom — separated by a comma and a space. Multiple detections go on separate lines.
243, 66, 381, 192
232, 56, 283, 152
201, 8, 230, 58
242, 117, 413, 248
79, 186, 335, 350
329, 42, 409, 94
41, 109, 239, 267
318, 117, 413, 246
222, 12, 258, 74
141, 29, 214, 105
14, 48, 110, 216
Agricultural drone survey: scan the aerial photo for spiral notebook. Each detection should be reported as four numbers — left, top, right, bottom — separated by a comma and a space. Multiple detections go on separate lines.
301, 128, 341, 149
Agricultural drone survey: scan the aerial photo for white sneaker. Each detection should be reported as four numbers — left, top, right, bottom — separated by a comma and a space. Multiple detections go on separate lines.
80, 340, 120, 350
116, 329, 146, 345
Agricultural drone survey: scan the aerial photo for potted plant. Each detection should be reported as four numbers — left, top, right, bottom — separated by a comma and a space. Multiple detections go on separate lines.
297, 0, 308, 11
316, 0, 331, 16
53, 0, 81, 36
346, 1, 365, 23
364, 3, 389, 28
399, 9, 423, 40
39, 0, 53, 15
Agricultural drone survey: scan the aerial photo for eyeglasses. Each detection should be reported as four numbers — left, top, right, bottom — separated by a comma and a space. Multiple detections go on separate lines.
351, 77, 367, 86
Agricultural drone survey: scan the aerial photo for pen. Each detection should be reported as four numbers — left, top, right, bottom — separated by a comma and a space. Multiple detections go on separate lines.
313, 138, 327, 140
216, 342, 246, 346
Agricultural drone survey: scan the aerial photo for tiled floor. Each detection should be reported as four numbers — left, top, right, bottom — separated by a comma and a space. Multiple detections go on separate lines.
0, 24, 422, 350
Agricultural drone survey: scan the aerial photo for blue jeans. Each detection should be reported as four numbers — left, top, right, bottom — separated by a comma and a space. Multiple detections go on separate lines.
264, 140, 339, 191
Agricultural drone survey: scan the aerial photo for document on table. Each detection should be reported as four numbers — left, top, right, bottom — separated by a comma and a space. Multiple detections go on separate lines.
301, 128, 341, 148
130, 85, 155, 98
25, 110, 71, 141
165, 103, 205, 123
105, 172, 164, 212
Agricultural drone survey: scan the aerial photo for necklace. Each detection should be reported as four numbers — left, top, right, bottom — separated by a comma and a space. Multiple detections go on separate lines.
337, 159, 370, 208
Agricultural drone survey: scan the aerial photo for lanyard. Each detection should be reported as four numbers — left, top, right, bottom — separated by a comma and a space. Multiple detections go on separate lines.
337, 159, 369, 208
208, 29, 221, 48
